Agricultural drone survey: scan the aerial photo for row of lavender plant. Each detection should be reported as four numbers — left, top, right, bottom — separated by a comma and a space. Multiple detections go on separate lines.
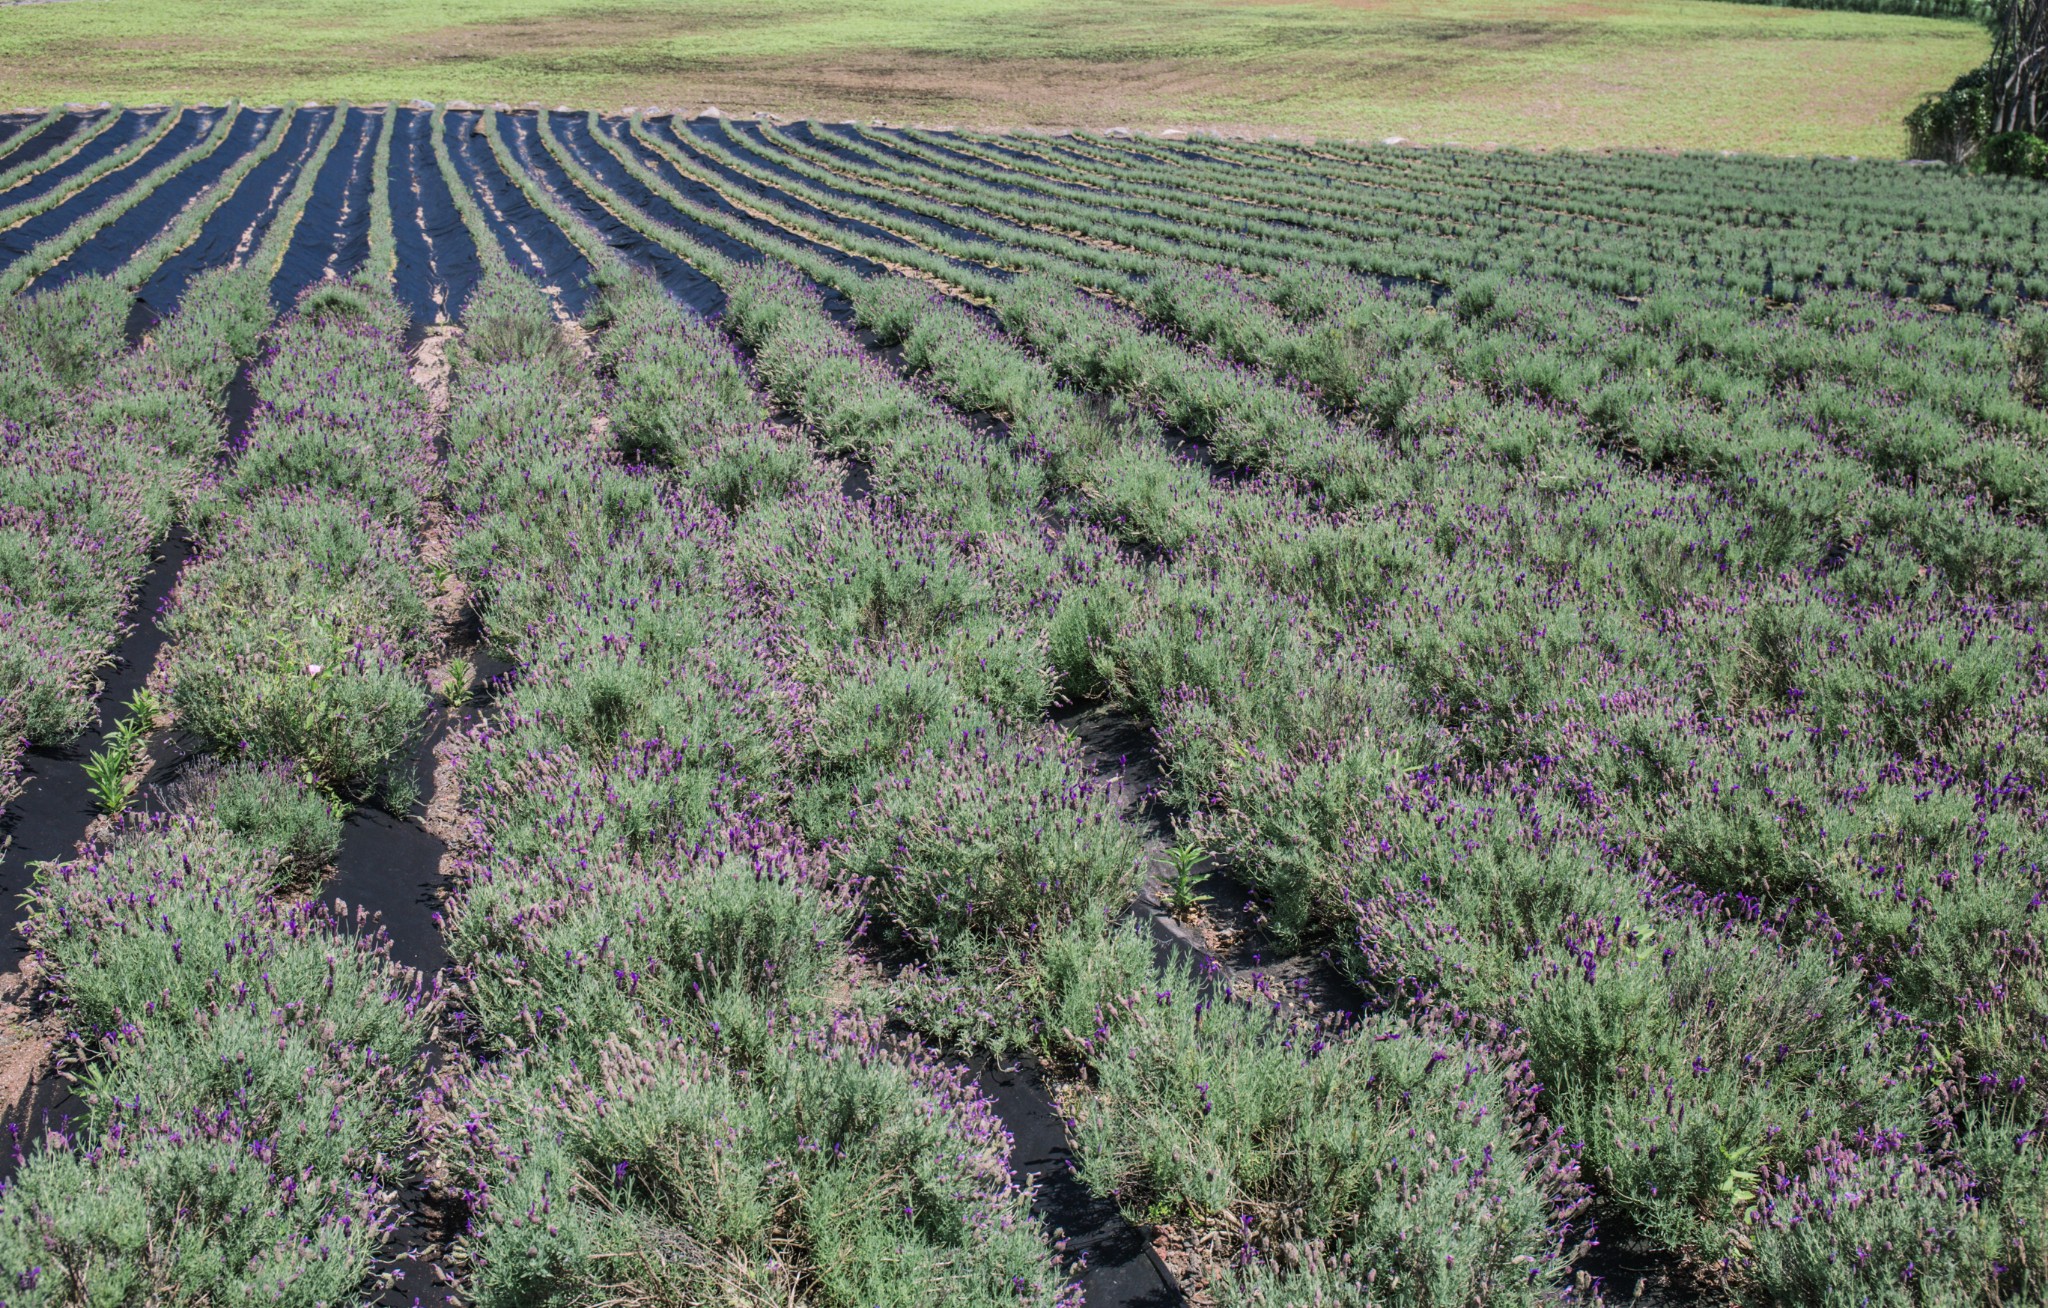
0, 107, 245, 298
779, 120, 2047, 309
0, 106, 182, 236
414, 260, 1085, 1304
3, 792, 432, 1300
658, 114, 2048, 531
112, 106, 299, 297
419, 127, 1597, 1302
684, 115, 2048, 600
488, 122, 2048, 1303
0, 109, 111, 197
153, 278, 437, 810
0, 267, 269, 793
0, 279, 445, 1302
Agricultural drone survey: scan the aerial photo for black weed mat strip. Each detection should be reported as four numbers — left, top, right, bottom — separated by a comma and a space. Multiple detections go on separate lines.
0, 529, 191, 960
388, 107, 440, 322
446, 111, 595, 316
335, 703, 464, 1308
498, 111, 724, 314
135, 108, 322, 316
555, 113, 780, 269
568, 113, 880, 279
413, 107, 483, 322
297, 105, 380, 288
321, 714, 453, 980
825, 123, 1153, 223
0, 108, 215, 268
721, 120, 1021, 271
977, 1053, 1184, 1308
32, 108, 274, 293
265, 104, 357, 309
671, 117, 923, 256
0, 112, 85, 175
0, 107, 157, 213
392, 106, 481, 324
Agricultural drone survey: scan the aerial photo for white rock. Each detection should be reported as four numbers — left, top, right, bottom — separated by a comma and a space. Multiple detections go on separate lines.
699, 105, 725, 119
1105, 126, 1133, 139
446, 99, 476, 111
1160, 128, 1186, 139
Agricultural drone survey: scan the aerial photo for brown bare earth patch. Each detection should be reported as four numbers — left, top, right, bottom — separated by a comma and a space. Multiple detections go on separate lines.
0, 965, 55, 1147
408, 5, 757, 57
650, 50, 1293, 132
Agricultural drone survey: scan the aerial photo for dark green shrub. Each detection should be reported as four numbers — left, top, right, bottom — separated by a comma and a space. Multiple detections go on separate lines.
438, 1021, 1076, 1308
848, 721, 1141, 963
198, 758, 342, 877
1074, 970, 1582, 1305
1981, 130, 2048, 180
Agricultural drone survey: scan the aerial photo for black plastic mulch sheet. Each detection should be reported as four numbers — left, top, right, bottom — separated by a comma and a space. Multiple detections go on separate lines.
968, 130, 1228, 216
320, 711, 455, 981
133, 108, 324, 318
724, 120, 1017, 278
654, 116, 932, 271
497, 112, 725, 315
444, 110, 595, 317
800, 121, 1115, 242
0, 108, 217, 273
975, 1054, 1185, 1308
0, 112, 89, 177
0, 112, 39, 151
32, 109, 277, 294
851, 124, 1160, 225
390, 106, 481, 324
270, 106, 371, 310
562, 112, 880, 280
0, 109, 160, 214
0, 531, 192, 961
388, 108, 437, 321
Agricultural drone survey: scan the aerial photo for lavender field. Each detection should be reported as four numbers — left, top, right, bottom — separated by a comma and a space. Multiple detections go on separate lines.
0, 102, 2045, 1308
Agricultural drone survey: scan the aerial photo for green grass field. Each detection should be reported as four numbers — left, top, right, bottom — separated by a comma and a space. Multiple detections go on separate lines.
0, 0, 1988, 154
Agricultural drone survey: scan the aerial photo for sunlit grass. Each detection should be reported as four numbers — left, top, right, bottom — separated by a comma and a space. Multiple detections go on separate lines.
0, 0, 1989, 152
